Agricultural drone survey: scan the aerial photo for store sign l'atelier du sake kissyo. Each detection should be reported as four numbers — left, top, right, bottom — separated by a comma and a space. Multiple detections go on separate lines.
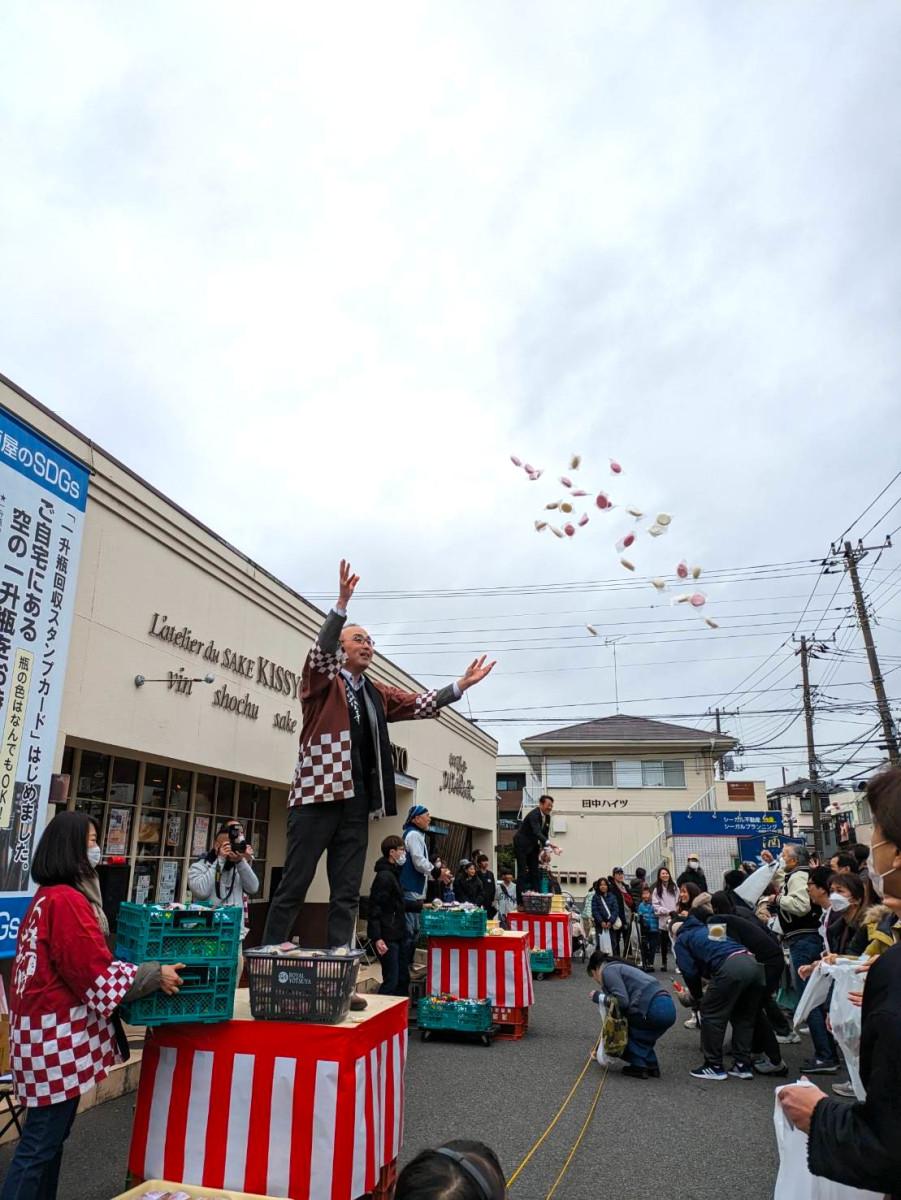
0, 407, 88, 958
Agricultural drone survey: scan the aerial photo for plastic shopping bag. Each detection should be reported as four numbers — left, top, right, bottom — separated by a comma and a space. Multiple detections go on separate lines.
597, 929, 613, 955
792, 964, 832, 1028
824, 959, 867, 1100
773, 1083, 881, 1199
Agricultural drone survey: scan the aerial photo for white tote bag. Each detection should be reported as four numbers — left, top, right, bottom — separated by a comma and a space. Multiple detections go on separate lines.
773, 1084, 881, 1200
824, 959, 867, 1100
792, 964, 833, 1028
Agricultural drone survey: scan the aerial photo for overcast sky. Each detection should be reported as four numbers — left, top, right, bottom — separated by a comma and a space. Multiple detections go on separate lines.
2, 1, 900, 789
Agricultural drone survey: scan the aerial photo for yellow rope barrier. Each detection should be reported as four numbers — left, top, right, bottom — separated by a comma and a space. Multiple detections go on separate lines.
544, 1067, 608, 1200
506, 1038, 601, 1190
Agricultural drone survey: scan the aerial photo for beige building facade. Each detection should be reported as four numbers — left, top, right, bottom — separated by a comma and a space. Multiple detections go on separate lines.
501, 716, 768, 889
0, 373, 497, 943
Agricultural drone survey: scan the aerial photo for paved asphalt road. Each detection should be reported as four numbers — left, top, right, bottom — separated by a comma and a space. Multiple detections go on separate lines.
2, 967, 825, 1200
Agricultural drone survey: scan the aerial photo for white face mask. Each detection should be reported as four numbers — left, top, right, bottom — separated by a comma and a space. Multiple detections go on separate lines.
87, 845, 102, 868
828, 892, 850, 912
867, 840, 899, 899
688, 861, 699, 870
395, 851, 407, 866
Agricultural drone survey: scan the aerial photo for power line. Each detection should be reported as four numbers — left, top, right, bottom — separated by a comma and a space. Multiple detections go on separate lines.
833, 469, 901, 545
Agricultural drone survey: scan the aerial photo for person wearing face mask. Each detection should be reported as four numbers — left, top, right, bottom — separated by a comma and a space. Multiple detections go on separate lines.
778, 767, 901, 1199
677, 854, 708, 892
188, 818, 259, 979
2, 812, 183, 1200
367, 834, 423, 996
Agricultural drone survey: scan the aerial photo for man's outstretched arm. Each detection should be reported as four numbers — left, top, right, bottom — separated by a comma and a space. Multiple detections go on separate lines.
382, 655, 496, 722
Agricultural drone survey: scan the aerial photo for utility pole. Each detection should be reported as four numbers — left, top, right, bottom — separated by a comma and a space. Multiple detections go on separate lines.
838, 539, 900, 765
796, 635, 826, 855
708, 707, 740, 779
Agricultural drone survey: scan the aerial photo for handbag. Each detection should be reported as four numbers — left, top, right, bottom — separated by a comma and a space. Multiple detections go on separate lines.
602, 997, 629, 1058
597, 929, 613, 955
613, 917, 623, 931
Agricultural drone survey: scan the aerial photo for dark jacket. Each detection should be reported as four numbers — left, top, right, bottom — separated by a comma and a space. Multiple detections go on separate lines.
592, 960, 667, 1020
591, 891, 617, 926
807, 942, 901, 1197
514, 806, 550, 852
454, 872, 484, 905
677, 866, 708, 891
629, 875, 648, 905
477, 869, 497, 916
674, 914, 751, 1000
607, 878, 634, 923
367, 857, 422, 944
826, 913, 869, 957
707, 911, 782, 971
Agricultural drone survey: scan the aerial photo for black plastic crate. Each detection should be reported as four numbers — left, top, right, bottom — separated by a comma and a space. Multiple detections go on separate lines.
245, 949, 363, 1024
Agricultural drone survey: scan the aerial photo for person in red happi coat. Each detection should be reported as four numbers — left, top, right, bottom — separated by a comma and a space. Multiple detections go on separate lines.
2, 812, 183, 1200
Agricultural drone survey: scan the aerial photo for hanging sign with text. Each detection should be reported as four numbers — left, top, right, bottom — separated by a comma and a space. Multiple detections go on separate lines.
0, 407, 89, 957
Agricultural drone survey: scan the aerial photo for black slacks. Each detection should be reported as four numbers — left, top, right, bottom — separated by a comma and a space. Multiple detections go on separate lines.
262, 792, 369, 948
513, 840, 540, 902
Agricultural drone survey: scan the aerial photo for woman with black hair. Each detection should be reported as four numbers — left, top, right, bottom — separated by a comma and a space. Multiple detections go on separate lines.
2, 812, 183, 1200
586, 948, 677, 1079
396, 1139, 507, 1200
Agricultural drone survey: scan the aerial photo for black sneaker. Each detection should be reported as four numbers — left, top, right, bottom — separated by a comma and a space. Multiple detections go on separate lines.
690, 1063, 727, 1081
801, 1057, 839, 1075
647, 1065, 661, 1078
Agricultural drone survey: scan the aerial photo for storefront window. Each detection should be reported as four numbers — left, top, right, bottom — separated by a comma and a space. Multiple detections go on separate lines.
77, 751, 110, 803
110, 757, 139, 806
195, 774, 215, 814
169, 768, 191, 811
142, 763, 169, 808
216, 778, 238, 822
137, 808, 165, 855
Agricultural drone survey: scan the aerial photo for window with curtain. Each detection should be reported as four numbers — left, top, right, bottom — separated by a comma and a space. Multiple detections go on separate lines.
571, 761, 614, 787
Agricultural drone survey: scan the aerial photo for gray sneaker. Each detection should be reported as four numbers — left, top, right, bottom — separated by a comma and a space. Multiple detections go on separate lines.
832, 1081, 856, 1097
776, 1031, 801, 1044
753, 1057, 788, 1076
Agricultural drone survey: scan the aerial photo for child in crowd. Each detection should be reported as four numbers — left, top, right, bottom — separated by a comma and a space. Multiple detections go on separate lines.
637, 885, 660, 971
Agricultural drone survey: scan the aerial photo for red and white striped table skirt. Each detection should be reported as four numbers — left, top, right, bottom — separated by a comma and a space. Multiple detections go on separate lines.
128, 996, 408, 1200
508, 911, 573, 958
427, 930, 535, 1007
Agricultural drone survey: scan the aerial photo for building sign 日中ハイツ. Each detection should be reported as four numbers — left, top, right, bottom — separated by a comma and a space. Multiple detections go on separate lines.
0, 408, 89, 957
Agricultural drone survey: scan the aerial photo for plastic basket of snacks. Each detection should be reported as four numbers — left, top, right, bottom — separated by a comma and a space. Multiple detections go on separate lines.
121, 962, 237, 1027
530, 948, 556, 974
245, 946, 363, 1024
417, 996, 492, 1033
520, 893, 553, 915
115, 903, 242, 964
420, 904, 488, 938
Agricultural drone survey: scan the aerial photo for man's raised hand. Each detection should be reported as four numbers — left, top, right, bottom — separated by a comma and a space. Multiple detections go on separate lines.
338, 559, 360, 610
457, 655, 497, 692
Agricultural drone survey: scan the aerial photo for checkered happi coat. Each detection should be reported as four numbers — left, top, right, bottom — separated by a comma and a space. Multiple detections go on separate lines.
10, 885, 138, 1107
289, 609, 456, 809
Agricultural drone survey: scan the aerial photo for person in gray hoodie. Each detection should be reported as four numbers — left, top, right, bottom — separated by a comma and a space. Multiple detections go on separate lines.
587, 949, 677, 1079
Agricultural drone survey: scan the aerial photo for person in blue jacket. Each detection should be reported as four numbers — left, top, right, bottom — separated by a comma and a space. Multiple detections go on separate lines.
587, 949, 676, 1079
672, 910, 766, 1082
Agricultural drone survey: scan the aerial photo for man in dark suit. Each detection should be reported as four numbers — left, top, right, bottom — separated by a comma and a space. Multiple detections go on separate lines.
512, 794, 558, 902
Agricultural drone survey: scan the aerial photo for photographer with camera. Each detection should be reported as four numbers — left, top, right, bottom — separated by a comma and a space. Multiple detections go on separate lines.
189, 820, 259, 976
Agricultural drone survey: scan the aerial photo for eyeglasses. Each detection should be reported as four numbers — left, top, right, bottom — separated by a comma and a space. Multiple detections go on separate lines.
348, 633, 375, 647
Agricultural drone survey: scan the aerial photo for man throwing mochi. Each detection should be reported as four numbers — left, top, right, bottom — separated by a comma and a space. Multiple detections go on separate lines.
263, 560, 496, 960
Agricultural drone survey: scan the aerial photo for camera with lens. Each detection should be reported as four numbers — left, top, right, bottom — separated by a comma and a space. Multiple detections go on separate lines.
227, 822, 248, 855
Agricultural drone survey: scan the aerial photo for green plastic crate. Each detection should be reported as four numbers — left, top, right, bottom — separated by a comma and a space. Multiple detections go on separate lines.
530, 949, 555, 974
115, 903, 241, 964
417, 997, 492, 1033
420, 908, 488, 938
120, 962, 236, 1026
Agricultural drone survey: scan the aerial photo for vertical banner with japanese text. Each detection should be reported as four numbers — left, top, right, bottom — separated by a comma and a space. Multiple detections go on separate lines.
0, 406, 88, 957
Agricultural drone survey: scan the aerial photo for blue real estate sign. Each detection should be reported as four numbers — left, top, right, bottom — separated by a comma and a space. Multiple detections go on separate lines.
0, 406, 89, 957
667, 811, 784, 838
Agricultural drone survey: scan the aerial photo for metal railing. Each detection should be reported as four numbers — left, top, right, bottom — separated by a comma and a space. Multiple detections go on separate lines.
621, 784, 719, 876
